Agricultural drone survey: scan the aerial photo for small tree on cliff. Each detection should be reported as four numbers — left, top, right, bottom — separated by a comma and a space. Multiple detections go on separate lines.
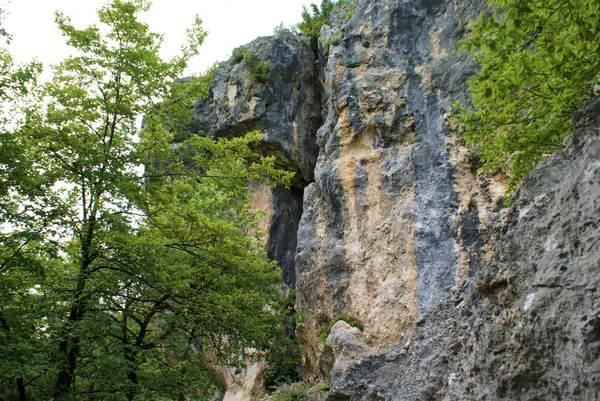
295, 0, 353, 46
0, 1, 292, 400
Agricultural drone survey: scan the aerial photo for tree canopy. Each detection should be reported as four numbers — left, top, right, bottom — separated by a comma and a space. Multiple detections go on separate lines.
454, 0, 600, 191
0, 1, 293, 400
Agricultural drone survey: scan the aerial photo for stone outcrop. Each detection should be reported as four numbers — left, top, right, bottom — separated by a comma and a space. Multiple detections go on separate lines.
193, 30, 320, 187
191, 0, 600, 399
326, 96, 600, 401
294, 0, 493, 377
194, 29, 320, 289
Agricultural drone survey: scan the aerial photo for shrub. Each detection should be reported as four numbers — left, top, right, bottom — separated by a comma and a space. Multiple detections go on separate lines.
244, 51, 272, 83
317, 313, 363, 344
295, 0, 353, 46
229, 47, 248, 64
268, 381, 312, 401
229, 47, 271, 83
264, 291, 304, 392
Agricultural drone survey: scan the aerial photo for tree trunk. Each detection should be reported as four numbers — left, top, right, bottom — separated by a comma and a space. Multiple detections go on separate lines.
1, 312, 28, 401
54, 212, 96, 399
17, 378, 26, 401
53, 280, 86, 398
53, 320, 81, 398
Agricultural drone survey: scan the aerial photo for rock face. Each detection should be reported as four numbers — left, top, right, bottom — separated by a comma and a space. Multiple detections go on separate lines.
294, 0, 490, 376
194, 30, 320, 187
327, 96, 600, 401
191, 0, 600, 399
194, 30, 321, 289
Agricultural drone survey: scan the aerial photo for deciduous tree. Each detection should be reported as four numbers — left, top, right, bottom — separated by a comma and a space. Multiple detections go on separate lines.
0, 1, 292, 400
454, 0, 600, 191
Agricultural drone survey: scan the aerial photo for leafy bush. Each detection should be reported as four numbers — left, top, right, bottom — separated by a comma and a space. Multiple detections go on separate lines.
295, 0, 353, 46
317, 313, 363, 344
230, 47, 248, 64
229, 47, 272, 83
267, 381, 312, 401
454, 0, 600, 192
264, 290, 304, 392
244, 51, 272, 83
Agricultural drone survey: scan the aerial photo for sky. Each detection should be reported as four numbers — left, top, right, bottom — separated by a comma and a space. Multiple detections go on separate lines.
2, 0, 311, 78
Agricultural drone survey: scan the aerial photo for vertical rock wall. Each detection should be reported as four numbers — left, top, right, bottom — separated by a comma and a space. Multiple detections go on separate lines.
294, 0, 489, 376
326, 96, 600, 401
191, 0, 599, 398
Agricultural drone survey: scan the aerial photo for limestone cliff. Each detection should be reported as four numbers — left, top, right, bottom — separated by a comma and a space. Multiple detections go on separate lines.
191, 0, 600, 399
326, 96, 600, 401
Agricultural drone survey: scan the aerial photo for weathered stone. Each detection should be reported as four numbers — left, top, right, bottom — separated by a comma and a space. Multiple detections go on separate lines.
326, 97, 600, 400
294, 0, 488, 377
193, 29, 321, 187
189, 0, 600, 399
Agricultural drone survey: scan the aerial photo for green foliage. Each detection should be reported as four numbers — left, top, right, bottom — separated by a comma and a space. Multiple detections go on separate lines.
230, 47, 248, 64
0, 13, 48, 400
267, 381, 312, 401
295, 0, 353, 46
467, 196, 478, 210
153, 64, 217, 142
0, 7, 10, 43
264, 346, 302, 392
273, 22, 286, 35
264, 290, 303, 392
244, 51, 272, 83
454, 0, 600, 191
344, 59, 361, 68
317, 313, 363, 344
320, 30, 344, 54
0, 1, 293, 400
229, 47, 272, 83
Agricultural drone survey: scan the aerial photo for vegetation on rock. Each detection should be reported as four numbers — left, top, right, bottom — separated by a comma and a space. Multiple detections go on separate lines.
317, 313, 363, 344
454, 0, 600, 191
263, 381, 312, 401
263, 291, 304, 392
0, 1, 293, 400
295, 0, 353, 46
229, 47, 272, 83
320, 30, 344, 54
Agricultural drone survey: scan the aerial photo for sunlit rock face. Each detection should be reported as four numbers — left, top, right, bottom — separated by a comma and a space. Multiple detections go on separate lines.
294, 0, 493, 377
192, 0, 600, 399
327, 96, 600, 401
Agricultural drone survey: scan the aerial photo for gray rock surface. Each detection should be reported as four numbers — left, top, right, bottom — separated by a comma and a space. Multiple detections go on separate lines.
189, 0, 600, 399
294, 0, 488, 376
193, 30, 320, 187
326, 97, 600, 400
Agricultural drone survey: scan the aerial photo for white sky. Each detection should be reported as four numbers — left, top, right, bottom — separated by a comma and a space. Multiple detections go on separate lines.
3, 0, 311, 78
